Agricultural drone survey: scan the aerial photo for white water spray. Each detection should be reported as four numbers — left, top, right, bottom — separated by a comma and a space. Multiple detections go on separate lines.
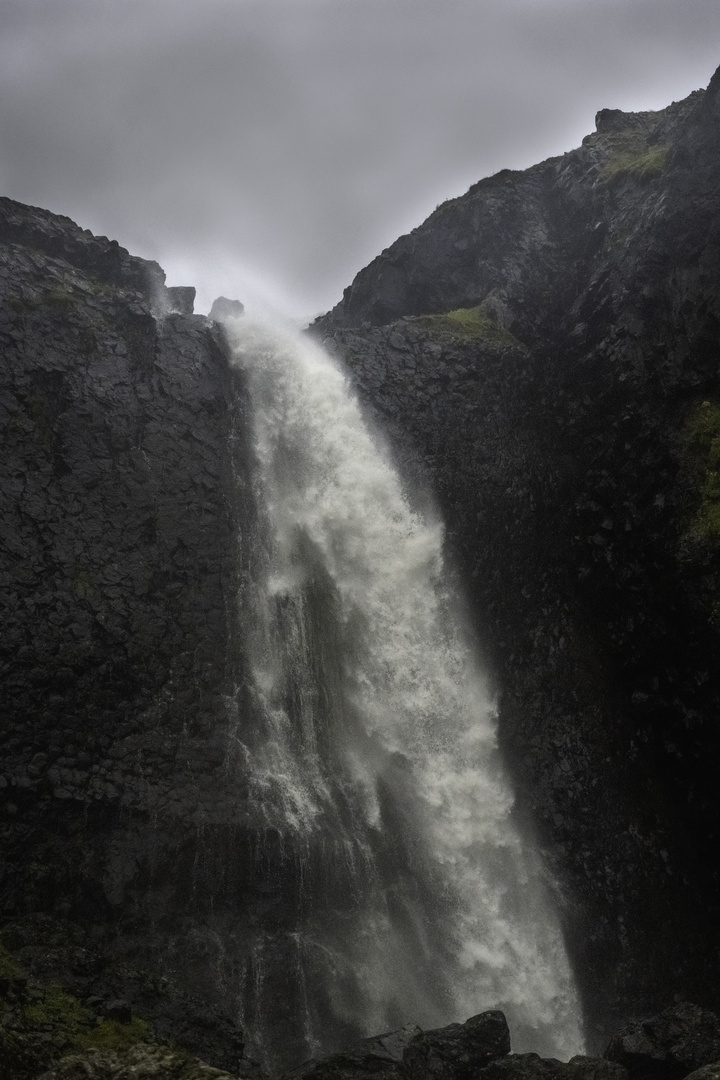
226, 316, 583, 1066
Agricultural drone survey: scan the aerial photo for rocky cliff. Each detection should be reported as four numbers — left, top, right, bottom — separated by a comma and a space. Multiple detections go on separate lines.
0, 198, 262, 1070
315, 70, 720, 1044
2, 64, 720, 1076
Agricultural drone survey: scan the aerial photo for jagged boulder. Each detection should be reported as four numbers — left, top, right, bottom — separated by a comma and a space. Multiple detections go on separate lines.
401, 1010, 511, 1080
284, 1024, 421, 1079
209, 296, 244, 320
604, 1003, 720, 1080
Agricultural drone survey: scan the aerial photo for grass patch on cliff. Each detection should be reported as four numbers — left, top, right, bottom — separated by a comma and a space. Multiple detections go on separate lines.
23, 984, 91, 1034
45, 285, 76, 306
416, 305, 518, 345
22, 983, 150, 1056
680, 400, 720, 549
600, 132, 668, 183
80, 1016, 151, 1051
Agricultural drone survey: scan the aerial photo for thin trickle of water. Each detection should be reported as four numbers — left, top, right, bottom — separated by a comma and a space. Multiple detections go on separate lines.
226, 316, 583, 1068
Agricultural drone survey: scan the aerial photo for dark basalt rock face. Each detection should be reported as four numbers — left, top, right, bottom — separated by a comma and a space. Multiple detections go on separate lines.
0, 196, 259, 1071
315, 70, 720, 1046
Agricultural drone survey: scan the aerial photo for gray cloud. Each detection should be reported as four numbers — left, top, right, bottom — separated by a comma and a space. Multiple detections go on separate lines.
0, 0, 718, 316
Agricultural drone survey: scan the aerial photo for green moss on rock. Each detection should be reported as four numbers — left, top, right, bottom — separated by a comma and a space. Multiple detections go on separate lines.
600, 132, 668, 182
45, 284, 76, 306
684, 400, 720, 547
0, 936, 151, 1080
81, 1017, 151, 1052
416, 305, 519, 345
23, 983, 91, 1034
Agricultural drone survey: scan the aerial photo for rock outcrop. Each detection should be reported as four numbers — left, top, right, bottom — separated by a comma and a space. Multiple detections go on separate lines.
209, 297, 245, 321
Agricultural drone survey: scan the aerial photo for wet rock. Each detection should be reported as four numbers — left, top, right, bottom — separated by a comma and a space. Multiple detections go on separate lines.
104, 1000, 132, 1024
401, 1010, 510, 1080
285, 1024, 421, 1080
604, 1003, 720, 1080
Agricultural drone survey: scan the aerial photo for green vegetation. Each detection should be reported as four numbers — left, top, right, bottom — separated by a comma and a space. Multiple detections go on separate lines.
684, 400, 720, 546
416, 304, 519, 346
0, 928, 152, 1079
23, 983, 92, 1036
46, 284, 75, 306
80, 1016, 151, 1051
22, 983, 150, 1054
600, 133, 668, 183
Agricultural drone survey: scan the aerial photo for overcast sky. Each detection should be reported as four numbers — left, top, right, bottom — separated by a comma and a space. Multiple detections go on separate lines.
0, 0, 718, 318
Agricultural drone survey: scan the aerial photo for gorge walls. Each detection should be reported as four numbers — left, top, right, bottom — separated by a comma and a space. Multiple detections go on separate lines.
2, 63, 720, 1072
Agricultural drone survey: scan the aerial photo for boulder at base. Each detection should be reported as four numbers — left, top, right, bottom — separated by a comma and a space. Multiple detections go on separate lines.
401, 1010, 511, 1080
604, 1003, 720, 1080
285, 1024, 422, 1079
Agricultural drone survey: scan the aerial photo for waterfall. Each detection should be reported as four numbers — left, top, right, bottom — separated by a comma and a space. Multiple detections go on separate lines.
224, 316, 583, 1070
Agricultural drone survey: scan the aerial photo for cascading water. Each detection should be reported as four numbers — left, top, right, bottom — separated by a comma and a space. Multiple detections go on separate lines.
224, 316, 583, 1070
